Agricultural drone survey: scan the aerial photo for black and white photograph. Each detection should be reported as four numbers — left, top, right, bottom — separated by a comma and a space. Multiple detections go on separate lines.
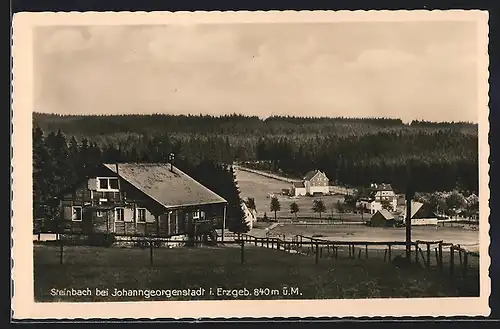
12, 10, 490, 319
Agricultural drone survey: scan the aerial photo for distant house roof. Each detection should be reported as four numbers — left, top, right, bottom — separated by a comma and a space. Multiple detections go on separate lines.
293, 181, 305, 188
406, 201, 424, 219
103, 163, 227, 209
303, 170, 327, 181
372, 209, 395, 220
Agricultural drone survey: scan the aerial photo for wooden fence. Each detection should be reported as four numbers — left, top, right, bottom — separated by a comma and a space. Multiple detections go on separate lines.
40, 231, 478, 281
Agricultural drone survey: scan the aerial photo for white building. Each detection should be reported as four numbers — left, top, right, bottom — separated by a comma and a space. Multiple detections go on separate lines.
356, 183, 398, 214
291, 170, 330, 196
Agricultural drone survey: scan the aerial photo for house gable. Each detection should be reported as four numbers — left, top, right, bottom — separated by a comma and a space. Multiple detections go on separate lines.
304, 170, 328, 183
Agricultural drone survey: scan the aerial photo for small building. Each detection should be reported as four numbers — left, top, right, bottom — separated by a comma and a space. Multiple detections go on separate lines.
357, 198, 383, 215
291, 170, 329, 196
357, 183, 398, 213
291, 181, 307, 196
403, 201, 438, 226
370, 209, 397, 227
57, 162, 228, 244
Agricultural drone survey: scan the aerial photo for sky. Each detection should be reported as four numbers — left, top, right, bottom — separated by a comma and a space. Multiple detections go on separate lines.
34, 21, 479, 123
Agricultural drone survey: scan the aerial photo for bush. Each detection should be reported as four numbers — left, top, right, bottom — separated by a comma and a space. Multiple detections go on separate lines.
88, 233, 116, 247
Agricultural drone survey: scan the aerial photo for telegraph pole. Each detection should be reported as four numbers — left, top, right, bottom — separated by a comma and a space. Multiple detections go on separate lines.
405, 163, 415, 261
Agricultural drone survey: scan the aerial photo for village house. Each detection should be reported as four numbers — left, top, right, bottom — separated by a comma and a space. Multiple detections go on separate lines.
57, 162, 228, 244
291, 170, 330, 196
356, 183, 398, 214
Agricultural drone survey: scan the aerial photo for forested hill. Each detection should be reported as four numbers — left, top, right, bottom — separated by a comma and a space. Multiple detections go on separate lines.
33, 112, 477, 137
32, 112, 479, 196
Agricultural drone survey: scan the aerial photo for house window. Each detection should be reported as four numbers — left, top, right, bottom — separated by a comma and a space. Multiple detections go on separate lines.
193, 210, 200, 220
137, 208, 147, 223
72, 206, 82, 221
115, 208, 124, 222
96, 210, 103, 218
97, 177, 119, 192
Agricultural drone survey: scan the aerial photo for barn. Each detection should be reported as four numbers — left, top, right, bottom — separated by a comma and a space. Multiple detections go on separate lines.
57, 162, 228, 244
370, 209, 397, 227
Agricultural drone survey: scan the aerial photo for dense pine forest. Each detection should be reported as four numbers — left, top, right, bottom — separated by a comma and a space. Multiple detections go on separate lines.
33, 112, 478, 223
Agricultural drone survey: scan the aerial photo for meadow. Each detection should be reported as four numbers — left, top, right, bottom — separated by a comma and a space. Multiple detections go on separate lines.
34, 244, 478, 302
235, 168, 356, 220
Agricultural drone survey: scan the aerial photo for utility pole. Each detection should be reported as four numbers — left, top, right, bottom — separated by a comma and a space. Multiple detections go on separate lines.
405, 163, 415, 261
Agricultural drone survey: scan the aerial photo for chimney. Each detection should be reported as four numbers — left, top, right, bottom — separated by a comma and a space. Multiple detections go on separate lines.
168, 153, 175, 172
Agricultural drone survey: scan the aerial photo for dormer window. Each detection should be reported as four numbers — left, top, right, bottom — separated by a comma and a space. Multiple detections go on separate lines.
97, 177, 119, 192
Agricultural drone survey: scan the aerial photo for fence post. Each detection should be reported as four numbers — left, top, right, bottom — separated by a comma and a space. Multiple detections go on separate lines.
438, 242, 443, 273
434, 248, 439, 269
384, 249, 388, 262
59, 234, 64, 265
426, 243, 431, 268
463, 252, 468, 277
149, 238, 154, 265
414, 243, 419, 264
358, 249, 361, 259
365, 244, 368, 259
240, 239, 245, 264
450, 246, 455, 276
388, 245, 392, 261
458, 246, 463, 267
315, 243, 319, 264
254, 237, 257, 246
334, 246, 338, 259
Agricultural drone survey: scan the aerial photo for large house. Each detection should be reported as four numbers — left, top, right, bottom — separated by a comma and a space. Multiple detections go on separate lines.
57, 163, 228, 244
291, 170, 330, 196
356, 183, 398, 214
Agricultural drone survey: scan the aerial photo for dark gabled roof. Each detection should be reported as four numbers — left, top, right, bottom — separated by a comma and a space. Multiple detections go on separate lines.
372, 209, 395, 220
103, 163, 227, 209
292, 181, 305, 188
304, 170, 327, 181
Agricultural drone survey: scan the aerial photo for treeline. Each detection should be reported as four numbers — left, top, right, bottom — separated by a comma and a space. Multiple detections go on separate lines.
33, 127, 247, 232
33, 112, 478, 137
253, 130, 478, 193
33, 112, 479, 195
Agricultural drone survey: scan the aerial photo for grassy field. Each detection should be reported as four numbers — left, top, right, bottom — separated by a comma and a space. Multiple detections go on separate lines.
34, 244, 479, 302
235, 169, 357, 220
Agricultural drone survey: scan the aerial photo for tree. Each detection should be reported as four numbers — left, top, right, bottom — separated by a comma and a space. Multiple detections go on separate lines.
270, 197, 281, 222
446, 190, 467, 212
356, 203, 366, 221
335, 200, 345, 221
312, 199, 326, 219
246, 197, 256, 212
221, 165, 248, 233
290, 202, 299, 221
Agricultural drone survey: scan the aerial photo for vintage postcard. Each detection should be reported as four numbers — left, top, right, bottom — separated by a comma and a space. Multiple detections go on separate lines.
11, 10, 490, 319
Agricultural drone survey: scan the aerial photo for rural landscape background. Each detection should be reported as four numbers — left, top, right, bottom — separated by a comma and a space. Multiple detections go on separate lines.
32, 112, 481, 301
31, 21, 482, 303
